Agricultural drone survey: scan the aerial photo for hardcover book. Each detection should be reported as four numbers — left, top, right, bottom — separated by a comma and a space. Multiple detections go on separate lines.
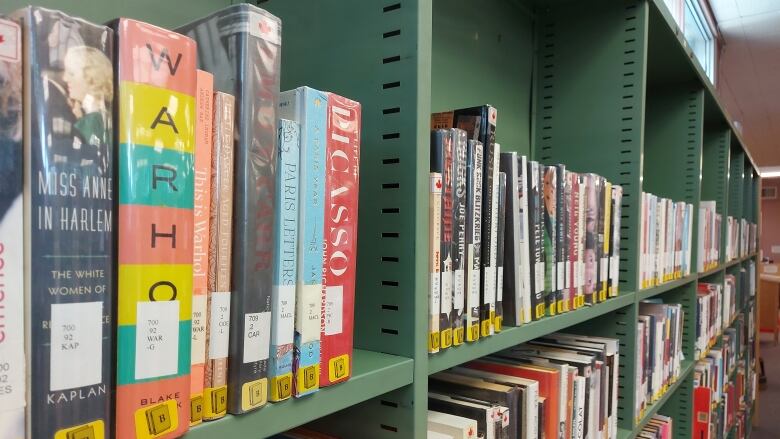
465, 140, 483, 341
517, 155, 531, 324
555, 164, 566, 314
0, 14, 24, 439
320, 93, 361, 386
429, 172, 442, 353
495, 172, 507, 332
16, 7, 114, 439
269, 119, 299, 399
203, 91, 235, 420
609, 186, 622, 297
583, 174, 599, 304
527, 160, 545, 320
542, 166, 557, 316
278, 86, 326, 396
114, 18, 196, 439
190, 69, 213, 426
179, 4, 282, 413
451, 129, 467, 345
600, 179, 612, 302
499, 152, 522, 326
432, 130, 453, 348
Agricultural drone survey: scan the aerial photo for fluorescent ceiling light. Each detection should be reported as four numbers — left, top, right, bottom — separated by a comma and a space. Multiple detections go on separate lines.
760, 166, 780, 178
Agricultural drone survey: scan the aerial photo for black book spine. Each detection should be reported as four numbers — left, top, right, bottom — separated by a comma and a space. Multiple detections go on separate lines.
499, 152, 519, 327
479, 108, 497, 337
452, 129, 467, 345
465, 140, 483, 341
596, 176, 606, 303
495, 172, 506, 332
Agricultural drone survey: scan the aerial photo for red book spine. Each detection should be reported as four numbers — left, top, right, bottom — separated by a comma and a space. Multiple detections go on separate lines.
319, 93, 361, 386
693, 387, 711, 439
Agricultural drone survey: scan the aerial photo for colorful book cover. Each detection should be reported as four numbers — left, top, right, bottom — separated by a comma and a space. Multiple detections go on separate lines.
0, 15, 24, 439
527, 160, 544, 320
320, 93, 361, 386
577, 175, 586, 306
495, 172, 506, 332
203, 91, 235, 420
190, 69, 213, 426
610, 186, 623, 297
114, 18, 195, 439
278, 86, 326, 396
179, 4, 281, 413
429, 172, 442, 353
542, 166, 557, 316
431, 130, 453, 348
451, 128, 467, 345
269, 119, 299, 399
16, 7, 113, 439
555, 164, 566, 313
600, 180, 612, 302
568, 172, 582, 309
465, 140, 483, 341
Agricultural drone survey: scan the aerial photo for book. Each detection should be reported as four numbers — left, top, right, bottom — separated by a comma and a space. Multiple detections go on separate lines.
278, 86, 327, 397
451, 129, 468, 345
432, 129, 453, 348
203, 91, 235, 420
428, 410, 479, 439
319, 93, 361, 386
269, 118, 300, 401
555, 164, 566, 313
15, 7, 114, 439
495, 171, 507, 332
517, 156, 532, 324
499, 152, 523, 326
190, 69, 214, 426
583, 174, 599, 304
543, 166, 558, 315
428, 393, 498, 439
599, 179, 611, 302
179, 4, 282, 413
609, 186, 622, 297
465, 140, 483, 341
429, 171, 442, 353
0, 14, 24, 439
527, 161, 545, 320
114, 18, 196, 439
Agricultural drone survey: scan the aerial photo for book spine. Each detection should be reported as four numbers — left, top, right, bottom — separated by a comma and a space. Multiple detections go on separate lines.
18, 8, 114, 438
0, 15, 24, 439
429, 172, 442, 353
465, 140, 483, 341
543, 166, 557, 315
556, 164, 566, 314
439, 131, 454, 348
180, 5, 282, 412
610, 186, 623, 297
499, 153, 520, 327
577, 175, 586, 308
518, 155, 532, 324
269, 119, 299, 399
480, 109, 497, 337
495, 172, 507, 332
528, 161, 545, 320
569, 172, 581, 309
601, 180, 612, 302
320, 94, 360, 386
190, 69, 213, 426
452, 129, 467, 345
584, 174, 598, 304
487, 142, 500, 335
115, 18, 196, 439
203, 91, 235, 420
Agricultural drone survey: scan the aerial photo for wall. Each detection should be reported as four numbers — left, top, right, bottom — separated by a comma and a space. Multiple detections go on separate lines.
761, 178, 780, 261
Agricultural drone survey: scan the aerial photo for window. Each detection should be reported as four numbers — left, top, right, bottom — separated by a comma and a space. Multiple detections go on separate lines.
683, 0, 717, 83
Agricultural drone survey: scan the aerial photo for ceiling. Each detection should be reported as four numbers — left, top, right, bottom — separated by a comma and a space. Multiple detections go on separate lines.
711, 0, 780, 169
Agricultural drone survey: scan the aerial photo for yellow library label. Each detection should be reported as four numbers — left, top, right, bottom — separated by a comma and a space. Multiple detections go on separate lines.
328, 354, 350, 382
269, 373, 293, 402
556, 300, 564, 314
548, 303, 557, 316
189, 394, 203, 425
576, 296, 585, 308
242, 378, 268, 411
204, 386, 228, 418
441, 329, 453, 348
135, 400, 178, 439
480, 319, 491, 337
535, 303, 545, 319
428, 331, 440, 351
493, 316, 503, 333
453, 327, 465, 345
55, 421, 104, 439
467, 324, 480, 342
297, 365, 319, 394
599, 290, 607, 302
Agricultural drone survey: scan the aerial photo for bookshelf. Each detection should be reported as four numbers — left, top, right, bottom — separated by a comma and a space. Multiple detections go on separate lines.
0, 0, 761, 437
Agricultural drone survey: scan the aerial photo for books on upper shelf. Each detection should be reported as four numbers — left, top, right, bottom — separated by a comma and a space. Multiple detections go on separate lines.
698, 201, 721, 272
639, 192, 693, 289
636, 301, 684, 422
431, 331, 620, 439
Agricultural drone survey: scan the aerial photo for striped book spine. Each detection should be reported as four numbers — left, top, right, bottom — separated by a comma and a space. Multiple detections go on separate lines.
114, 18, 196, 439
202, 91, 235, 421
16, 7, 114, 438
190, 69, 213, 426
320, 93, 361, 386
0, 15, 24, 439
278, 87, 326, 397
269, 119, 300, 400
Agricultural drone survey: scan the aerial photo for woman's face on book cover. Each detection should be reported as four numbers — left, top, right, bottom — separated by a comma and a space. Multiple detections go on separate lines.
543, 169, 556, 217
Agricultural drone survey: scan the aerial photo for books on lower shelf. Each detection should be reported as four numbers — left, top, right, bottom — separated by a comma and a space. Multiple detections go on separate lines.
430, 332, 619, 439
698, 201, 721, 272
639, 192, 693, 289
638, 414, 673, 439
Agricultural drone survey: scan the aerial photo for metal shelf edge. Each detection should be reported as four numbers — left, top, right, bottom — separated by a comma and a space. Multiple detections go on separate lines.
637, 275, 697, 301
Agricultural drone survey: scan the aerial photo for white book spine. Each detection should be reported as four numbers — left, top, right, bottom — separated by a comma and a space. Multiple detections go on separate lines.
429, 173, 442, 353
487, 143, 501, 334
519, 156, 532, 323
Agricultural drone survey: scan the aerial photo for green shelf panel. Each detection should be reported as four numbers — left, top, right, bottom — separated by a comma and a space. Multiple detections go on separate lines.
701, 128, 731, 265
636, 275, 696, 301
728, 147, 745, 220
658, 363, 695, 439
617, 360, 695, 439
185, 350, 413, 439
427, 293, 636, 374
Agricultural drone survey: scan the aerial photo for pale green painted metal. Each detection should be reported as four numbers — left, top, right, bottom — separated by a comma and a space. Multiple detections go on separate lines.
729, 148, 745, 221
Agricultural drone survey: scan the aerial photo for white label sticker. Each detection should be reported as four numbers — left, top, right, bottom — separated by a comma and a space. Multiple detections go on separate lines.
247, 10, 281, 45
243, 312, 271, 363
557, 261, 565, 289
601, 257, 608, 282
484, 267, 495, 305
431, 272, 441, 314
191, 295, 207, 365
50, 301, 103, 391
0, 341, 25, 411
272, 285, 295, 345
135, 301, 180, 380
496, 270, 504, 301
535, 261, 545, 294
453, 270, 465, 311
324, 286, 344, 336
611, 256, 619, 283
441, 269, 453, 312
208, 292, 231, 359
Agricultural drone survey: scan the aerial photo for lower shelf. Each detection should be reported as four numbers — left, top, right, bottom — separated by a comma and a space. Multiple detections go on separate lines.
186, 349, 414, 438
428, 293, 636, 374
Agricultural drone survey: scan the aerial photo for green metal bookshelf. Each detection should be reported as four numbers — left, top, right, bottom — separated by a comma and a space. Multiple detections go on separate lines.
0, 0, 762, 437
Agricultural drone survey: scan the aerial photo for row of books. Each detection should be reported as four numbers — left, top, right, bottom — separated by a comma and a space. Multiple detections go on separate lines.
638, 415, 673, 439
635, 301, 684, 423
639, 193, 694, 289
427, 107, 623, 352
725, 217, 757, 261
0, 4, 362, 439
696, 282, 735, 359
698, 201, 722, 272
427, 332, 620, 439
